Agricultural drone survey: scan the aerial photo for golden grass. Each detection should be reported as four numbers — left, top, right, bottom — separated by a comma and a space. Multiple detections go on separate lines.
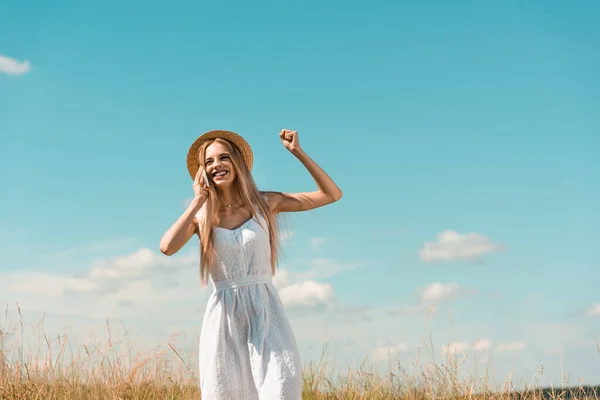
1, 305, 598, 400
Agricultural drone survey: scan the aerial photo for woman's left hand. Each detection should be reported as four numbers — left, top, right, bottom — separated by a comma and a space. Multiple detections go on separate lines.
279, 129, 303, 155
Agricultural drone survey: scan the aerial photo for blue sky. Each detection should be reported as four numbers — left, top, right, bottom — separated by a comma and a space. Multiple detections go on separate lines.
1, 0, 599, 387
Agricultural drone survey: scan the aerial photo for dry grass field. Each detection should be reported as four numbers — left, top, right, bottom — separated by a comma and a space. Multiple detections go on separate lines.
1, 306, 598, 400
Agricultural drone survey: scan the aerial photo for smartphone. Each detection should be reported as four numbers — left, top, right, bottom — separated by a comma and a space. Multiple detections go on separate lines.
202, 170, 210, 187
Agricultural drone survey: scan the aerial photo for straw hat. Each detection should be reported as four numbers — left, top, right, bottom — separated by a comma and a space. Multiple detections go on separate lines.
186, 130, 254, 179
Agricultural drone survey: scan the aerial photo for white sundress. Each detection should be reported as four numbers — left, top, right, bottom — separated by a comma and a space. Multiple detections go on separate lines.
197, 212, 303, 399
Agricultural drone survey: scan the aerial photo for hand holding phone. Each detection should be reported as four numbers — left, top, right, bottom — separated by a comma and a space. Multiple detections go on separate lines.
193, 168, 210, 201
202, 170, 211, 188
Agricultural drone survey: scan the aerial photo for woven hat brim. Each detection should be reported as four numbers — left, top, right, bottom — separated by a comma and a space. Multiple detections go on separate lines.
186, 130, 254, 179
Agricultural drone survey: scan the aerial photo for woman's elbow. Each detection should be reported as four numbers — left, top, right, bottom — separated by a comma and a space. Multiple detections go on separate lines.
332, 189, 343, 202
326, 189, 343, 204
159, 239, 175, 256
335, 189, 343, 201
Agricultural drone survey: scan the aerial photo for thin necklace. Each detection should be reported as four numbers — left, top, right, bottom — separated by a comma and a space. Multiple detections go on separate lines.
222, 198, 240, 208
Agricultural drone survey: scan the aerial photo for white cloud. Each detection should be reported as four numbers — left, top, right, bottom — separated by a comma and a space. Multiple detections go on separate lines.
439, 339, 528, 357
278, 280, 333, 308
370, 342, 409, 362
273, 266, 335, 310
420, 230, 501, 262
390, 282, 475, 316
2, 245, 206, 323
475, 339, 493, 351
5, 241, 359, 319
585, 303, 600, 316
9, 273, 68, 296
419, 282, 461, 303
65, 277, 98, 293
68, 247, 197, 295
0, 55, 31, 75
272, 268, 292, 288
88, 248, 161, 279
443, 341, 469, 354
497, 342, 527, 352
441, 339, 492, 355
273, 257, 366, 312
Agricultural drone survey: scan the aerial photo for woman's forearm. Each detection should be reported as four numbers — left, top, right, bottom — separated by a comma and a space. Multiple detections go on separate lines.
160, 197, 204, 256
293, 149, 343, 201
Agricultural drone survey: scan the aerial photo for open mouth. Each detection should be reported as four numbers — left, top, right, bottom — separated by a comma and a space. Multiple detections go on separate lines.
212, 169, 229, 180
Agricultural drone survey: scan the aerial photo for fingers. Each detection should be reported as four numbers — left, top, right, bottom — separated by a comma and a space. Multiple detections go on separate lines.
194, 167, 209, 192
194, 166, 204, 183
202, 170, 211, 190
280, 129, 297, 141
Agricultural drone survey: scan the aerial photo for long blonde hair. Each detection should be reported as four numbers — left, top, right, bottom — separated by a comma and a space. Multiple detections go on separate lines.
196, 138, 280, 286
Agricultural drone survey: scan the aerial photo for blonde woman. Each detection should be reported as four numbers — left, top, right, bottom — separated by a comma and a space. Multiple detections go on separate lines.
160, 129, 343, 399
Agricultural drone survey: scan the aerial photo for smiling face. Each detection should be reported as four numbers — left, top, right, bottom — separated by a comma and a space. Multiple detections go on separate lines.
202, 141, 237, 188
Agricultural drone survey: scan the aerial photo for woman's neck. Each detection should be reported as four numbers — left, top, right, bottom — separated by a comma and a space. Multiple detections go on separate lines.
217, 186, 240, 207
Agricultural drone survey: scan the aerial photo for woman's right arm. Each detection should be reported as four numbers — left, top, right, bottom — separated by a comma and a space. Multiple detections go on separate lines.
159, 197, 204, 256
160, 167, 209, 256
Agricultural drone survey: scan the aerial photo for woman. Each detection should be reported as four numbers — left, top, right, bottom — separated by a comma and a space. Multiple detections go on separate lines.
159, 129, 342, 399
